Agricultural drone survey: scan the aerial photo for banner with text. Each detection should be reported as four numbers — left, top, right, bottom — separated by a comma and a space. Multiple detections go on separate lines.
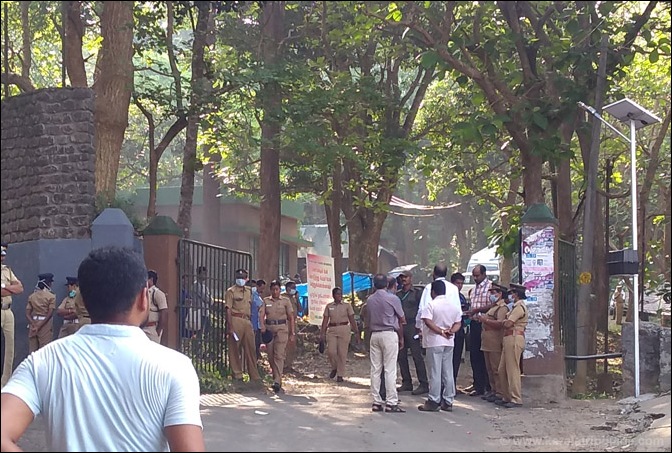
307, 253, 336, 325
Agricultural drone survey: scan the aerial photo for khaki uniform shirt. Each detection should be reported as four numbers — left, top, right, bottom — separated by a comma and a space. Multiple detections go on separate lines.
147, 286, 168, 323
481, 300, 509, 352
1, 264, 18, 305
74, 292, 90, 321
27, 289, 55, 316
57, 294, 78, 312
281, 292, 299, 318
225, 285, 252, 317
507, 300, 528, 331
323, 301, 354, 326
263, 295, 293, 322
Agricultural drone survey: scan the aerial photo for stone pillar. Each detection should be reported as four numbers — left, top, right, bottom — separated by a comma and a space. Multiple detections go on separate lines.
1, 87, 96, 369
91, 208, 136, 250
143, 216, 182, 349
519, 203, 566, 403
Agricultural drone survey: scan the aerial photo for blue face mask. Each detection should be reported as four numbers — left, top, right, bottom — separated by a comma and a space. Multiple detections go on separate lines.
236, 278, 246, 287
489, 294, 498, 303
252, 287, 258, 294
69, 290, 76, 298
508, 294, 515, 302
289, 289, 296, 295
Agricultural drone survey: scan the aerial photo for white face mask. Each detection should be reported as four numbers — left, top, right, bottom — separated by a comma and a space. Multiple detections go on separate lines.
489, 294, 498, 303
236, 278, 246, 287
289, 289, 296, 295
252, 287, 258, 294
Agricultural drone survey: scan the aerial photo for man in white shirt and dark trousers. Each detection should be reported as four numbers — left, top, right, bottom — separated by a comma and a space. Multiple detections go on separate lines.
418, 280, 463, 412
1, 246, 204, 452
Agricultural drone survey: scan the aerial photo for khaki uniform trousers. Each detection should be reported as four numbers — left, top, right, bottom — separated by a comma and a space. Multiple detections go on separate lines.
1, 309, 15, 387
29, 322, 52, 353
327, 325, 351, 377
484, 350, 503, 396
498, 334, 525, 404
58, 321, 80, 339
143, 325, 161, 344
229, 317, 260, 381
267, 324, 289, 385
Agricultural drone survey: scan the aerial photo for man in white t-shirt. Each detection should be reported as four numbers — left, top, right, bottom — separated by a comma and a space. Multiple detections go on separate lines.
418, 280, 463, 413
0, 246, 204, 452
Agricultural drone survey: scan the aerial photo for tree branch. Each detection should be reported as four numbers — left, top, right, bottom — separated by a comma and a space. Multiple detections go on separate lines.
0, 72, 35, 92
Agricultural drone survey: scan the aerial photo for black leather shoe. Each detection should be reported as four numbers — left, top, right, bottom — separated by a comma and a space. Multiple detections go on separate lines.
336, 376, 344, 382
440, 401, 453, 412
329, 369, 337, 379
411, 385, 429, 395
503, 402, 523, 408
418, 400, 440, 412
397, 384, 413, 392
271, 382, 281, 393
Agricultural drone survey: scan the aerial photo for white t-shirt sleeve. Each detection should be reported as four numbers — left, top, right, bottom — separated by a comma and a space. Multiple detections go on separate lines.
163, 355, 203, 429
416, 283, 432, 329
1, 354, 41, 417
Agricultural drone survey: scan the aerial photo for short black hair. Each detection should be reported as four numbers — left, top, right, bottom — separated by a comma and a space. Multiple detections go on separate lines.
450, 272, 465, 284
147, 270, 158, 285
256, 279, 266, 286
433, 264, 448, 279
431, 280, 446, 296
387, 276, 397, 290
332, 286, 342, 297
269, 280, 281, 289
473, 264, 486, 275
78, 247, 147, 322
285, 281, 296, 289
373, 273, 388, 290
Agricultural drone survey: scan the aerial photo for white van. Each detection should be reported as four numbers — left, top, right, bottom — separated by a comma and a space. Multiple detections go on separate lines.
461, 246, 501, 300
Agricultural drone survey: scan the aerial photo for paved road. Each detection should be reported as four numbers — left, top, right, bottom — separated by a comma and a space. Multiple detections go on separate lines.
20, 376, 503, 452
201, 376, 502, 452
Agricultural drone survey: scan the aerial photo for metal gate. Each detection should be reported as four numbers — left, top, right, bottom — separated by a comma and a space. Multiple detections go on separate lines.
558, 239, 577, 375
177, 239, 253, 375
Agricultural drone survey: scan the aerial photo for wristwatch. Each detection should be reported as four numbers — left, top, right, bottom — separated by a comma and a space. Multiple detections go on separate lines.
1, 283, 5, 289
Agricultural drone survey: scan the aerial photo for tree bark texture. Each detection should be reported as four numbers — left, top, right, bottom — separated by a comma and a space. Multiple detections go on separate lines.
63, 1, 87, 87
93, 1, 134, 205
325, 161, 344, 280
177, 1, 210, 237
257, 1, 285, 283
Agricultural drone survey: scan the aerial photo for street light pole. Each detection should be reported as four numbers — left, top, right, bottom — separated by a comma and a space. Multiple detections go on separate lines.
579, 98, 660, 398
629, 118, 641, 398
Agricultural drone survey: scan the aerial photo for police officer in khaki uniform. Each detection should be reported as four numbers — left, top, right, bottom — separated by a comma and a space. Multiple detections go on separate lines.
74, 289, 91, 326
26, 273, 56, 353
225, 269, 261, 383
281, 281, 300, 372
495, 283, 528, 408
476, 283, 510, 402
56, 277, 81, 338
143, 270, 169, 343
319, 287, 360, 382
1, 243, 24, 387
260, 280, 295, 393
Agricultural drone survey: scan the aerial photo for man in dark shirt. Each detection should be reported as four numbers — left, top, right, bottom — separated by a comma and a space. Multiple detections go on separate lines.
450, 272, 470, 388
396, 271, 429, 395
367, 274, 406, 413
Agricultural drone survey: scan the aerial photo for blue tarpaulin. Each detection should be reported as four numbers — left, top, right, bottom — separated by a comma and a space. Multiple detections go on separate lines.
295, 272, 373, 317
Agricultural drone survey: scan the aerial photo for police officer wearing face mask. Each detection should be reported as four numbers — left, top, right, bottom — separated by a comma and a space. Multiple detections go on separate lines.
282, 281, 300, 372
224, 268, 261, 384
56, 277, 81, 338
26, 273, 56, 352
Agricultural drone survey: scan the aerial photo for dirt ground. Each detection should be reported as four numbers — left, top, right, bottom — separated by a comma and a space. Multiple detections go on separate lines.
279, 337, 664, 452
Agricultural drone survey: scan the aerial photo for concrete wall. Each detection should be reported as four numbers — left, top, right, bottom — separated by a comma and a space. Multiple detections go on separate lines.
622, 322, 671, 395
1, 88, 96, 243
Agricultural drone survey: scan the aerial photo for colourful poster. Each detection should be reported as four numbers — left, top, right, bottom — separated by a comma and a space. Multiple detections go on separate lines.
306, 254, 336, 326
521, 225, 556, 357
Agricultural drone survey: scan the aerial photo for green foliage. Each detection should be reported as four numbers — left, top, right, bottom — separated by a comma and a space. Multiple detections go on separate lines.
196, 368, 232, 394
94, 194, 147, 233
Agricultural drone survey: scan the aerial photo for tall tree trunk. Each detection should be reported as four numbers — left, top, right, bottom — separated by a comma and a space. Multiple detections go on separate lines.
177, 1, 210, 237
520, 151, 544, 205
63, 1, 87, 87
20, 1, 31, 80
93, 1, 134, 205
346, 210, 388, 273
325, 161, 344, 279
556, 120, 577, 241
257, 1, 285, 283
202, 147, 221, 245
574, 35, 608, 394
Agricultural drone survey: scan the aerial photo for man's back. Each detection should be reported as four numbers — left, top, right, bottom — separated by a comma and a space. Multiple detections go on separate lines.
2, 324, 201, 452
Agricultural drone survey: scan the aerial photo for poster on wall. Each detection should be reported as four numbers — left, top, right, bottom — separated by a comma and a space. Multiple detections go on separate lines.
521, 225, 556, 358
307, 254, 336, 326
